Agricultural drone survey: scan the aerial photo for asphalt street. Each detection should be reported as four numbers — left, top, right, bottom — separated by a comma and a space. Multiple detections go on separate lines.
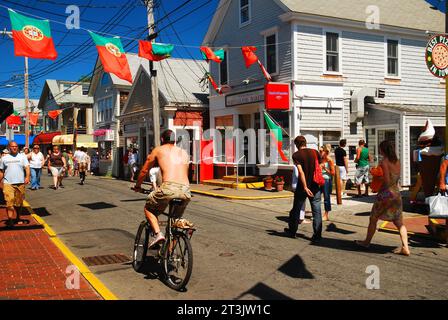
26, 174, 448, 300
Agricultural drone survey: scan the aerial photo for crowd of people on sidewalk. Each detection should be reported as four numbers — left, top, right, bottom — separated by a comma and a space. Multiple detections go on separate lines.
285, 135, 411, 256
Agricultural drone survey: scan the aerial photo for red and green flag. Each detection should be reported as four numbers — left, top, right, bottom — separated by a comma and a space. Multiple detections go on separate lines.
8, 9, 57, 60
200, 46, 224, 63
89, 31, 133, 84
264, 112, 288, 162
6, 114, 22, 126
139, 40, 173, 61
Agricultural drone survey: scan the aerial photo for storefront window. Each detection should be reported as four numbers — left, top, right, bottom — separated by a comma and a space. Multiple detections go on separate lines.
99, 141, 112, 160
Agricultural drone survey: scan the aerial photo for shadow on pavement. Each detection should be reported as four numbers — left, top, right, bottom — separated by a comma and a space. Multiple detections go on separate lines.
275, 216, 289, 223
236, 282, 293, 300
354, 212, 371, 217
311, 237, 396, 254
278, 255, 314, 279
32, 207, 52, 217
326, 223, 356, 235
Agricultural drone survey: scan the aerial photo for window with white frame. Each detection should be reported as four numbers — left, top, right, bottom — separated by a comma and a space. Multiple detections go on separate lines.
239, 0, 251, 26
387, 39, 399, 77
219, 50, 228, 85
265, 33, 277, 75
62, 83, 71, 95
326, 32, 340, 72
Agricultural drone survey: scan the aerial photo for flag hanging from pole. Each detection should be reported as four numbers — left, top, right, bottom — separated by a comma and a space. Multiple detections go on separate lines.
89, 31, 133, 83
48, 110, 63, 120
6, 115, 22, 126
8, 9, 57, 60
206, 72, 221, 94
139, 40, 173, 61
200, 46, 224, 63
29, 112, 39, 126
264, 111, 288, 162
241, 46, 272, 81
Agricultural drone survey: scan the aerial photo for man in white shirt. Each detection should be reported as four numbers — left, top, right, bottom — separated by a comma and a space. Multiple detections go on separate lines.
74, 147, 89, 185
28, 144, 44, 190
0, 141, 30, 227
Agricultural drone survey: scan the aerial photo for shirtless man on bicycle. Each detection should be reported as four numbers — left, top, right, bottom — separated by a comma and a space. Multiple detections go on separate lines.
134, 129, 191, 247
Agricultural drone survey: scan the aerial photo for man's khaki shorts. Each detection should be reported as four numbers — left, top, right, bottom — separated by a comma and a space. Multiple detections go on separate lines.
3, 184, 25, 208
146, 182, 191, 215
79, 163, 87, 172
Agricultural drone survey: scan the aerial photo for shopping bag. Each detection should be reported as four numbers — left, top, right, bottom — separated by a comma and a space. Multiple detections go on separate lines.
426, 193, 448, 218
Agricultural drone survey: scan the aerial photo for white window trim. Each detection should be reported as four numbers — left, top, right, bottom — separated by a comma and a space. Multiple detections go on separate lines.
239, 0, 251, 28
322, 29, 343, 76
218, 46, 230, 86
384, 36, 401, 79
262, 27, 279, 77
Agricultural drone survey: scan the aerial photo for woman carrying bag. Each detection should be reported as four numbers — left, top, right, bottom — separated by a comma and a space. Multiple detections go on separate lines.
320, 145, 335, 221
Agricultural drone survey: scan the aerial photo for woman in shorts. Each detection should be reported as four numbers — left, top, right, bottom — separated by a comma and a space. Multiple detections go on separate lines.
48, 145, 67, 190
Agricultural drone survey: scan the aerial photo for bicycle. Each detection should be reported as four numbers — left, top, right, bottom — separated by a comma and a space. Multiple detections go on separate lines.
131, 188, 196, 291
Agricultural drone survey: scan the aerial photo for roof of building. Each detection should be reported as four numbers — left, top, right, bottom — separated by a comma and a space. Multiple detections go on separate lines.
277, 0, 444, 32
204, 0, 444, 44
44, 80, 93, 105
0, 98, 40, 113
369, 103, 445, 116
96, 53, 208, 105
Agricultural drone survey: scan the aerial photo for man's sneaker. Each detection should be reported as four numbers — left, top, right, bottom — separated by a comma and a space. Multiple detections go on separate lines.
148, 232, 165, 248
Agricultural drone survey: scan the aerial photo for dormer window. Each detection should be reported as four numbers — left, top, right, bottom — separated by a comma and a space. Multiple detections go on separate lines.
239, 0, 251, 27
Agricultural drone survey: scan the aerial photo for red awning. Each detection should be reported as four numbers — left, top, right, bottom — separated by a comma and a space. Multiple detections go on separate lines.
33, 131, 61, 145
173, 111, 203, 127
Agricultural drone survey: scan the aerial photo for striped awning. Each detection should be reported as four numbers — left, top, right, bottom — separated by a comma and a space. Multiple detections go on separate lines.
52, 134, 98, 148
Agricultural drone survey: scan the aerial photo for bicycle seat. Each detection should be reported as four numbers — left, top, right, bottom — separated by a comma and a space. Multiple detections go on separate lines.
169, 198, 189, 218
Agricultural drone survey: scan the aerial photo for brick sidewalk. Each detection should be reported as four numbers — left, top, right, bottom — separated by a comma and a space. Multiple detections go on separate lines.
0, 207, 101, 300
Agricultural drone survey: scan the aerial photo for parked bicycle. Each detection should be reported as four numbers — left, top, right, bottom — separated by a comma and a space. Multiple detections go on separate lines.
131, 187, 196, 291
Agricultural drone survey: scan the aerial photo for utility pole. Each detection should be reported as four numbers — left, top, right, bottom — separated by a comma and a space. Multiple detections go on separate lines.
144, 0, 161, 148
1, 29, 30, 148
24, 56, 30, 148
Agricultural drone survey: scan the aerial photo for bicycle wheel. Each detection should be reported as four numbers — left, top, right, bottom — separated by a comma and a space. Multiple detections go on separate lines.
132, 221, 149, 272
162, 231, 193, 291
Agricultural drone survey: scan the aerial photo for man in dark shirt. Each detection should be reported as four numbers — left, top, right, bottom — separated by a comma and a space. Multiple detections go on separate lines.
285, 136, 323, 242
334, 139, 349, 195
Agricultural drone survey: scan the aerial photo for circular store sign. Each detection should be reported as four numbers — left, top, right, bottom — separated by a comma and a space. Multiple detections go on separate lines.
105, 43, 121, 57
426, 34, 448, 78
22, 25, 44, 41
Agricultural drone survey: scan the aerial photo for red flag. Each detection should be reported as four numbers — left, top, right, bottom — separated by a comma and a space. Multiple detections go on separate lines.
29, 112, 39, 126
258, 60, 272, 81
241, 46, 258, 68
139, 40, 169, 62
6, 115, 22, 126
48, 110, 63, 120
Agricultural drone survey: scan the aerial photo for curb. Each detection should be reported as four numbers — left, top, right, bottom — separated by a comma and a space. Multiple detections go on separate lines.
191, 189, 294, 200
23, 201, 118, 300
378, 217, 441, 240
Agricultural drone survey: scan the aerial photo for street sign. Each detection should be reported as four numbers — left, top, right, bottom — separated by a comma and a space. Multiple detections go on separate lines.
425, 34, 448, 78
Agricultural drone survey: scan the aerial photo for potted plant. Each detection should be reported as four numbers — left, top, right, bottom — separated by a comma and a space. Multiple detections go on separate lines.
274, 176, 285, 192
263, 175, 273, 191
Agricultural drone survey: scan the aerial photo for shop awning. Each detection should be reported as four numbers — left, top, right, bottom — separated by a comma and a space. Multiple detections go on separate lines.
52, 134, 98, 148
33, 131, 61, 145
0, 134, 35, 146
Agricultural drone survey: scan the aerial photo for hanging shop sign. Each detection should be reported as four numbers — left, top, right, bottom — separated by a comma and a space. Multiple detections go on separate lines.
426, 34, 448, 78
264, 82, 291, 111
225, 88, 264, 107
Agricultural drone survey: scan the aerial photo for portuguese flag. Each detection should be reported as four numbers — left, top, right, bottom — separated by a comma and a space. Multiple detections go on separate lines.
200, 46, 224, 63
89, 31, 133, 84
264, 112, 288, 162
6, 111, 22, 126
8, 9, 57, 60
139, 40, 173, 62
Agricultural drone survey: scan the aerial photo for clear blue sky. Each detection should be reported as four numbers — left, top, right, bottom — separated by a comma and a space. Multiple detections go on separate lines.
0, 0, 220, 99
